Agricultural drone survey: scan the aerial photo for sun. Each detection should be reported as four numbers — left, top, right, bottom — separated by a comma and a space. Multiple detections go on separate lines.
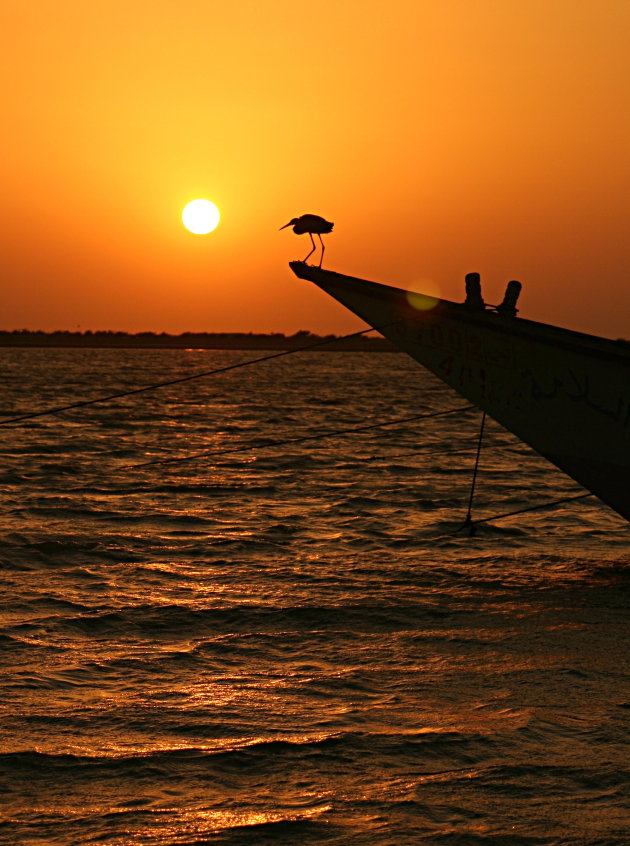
182, 199, 220, 234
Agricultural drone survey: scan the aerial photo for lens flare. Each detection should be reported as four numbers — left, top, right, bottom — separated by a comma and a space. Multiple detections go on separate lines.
406, 278, 441, 311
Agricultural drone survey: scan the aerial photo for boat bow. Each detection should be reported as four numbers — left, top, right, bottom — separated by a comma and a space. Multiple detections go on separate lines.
290, 261, 630, 522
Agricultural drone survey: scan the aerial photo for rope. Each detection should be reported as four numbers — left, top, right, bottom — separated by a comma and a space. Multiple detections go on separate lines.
3, 324, 598, 532
464, 411, 486, 526
126, 404, 475, 470
363, 444, 478, 462
424, 491, 595, 542
0, 325, 395, 427
459, 491, 594, 530
136, 443, 480, 479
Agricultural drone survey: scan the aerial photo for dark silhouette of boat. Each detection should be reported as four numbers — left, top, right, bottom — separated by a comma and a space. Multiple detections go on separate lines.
290, 261, 630, 523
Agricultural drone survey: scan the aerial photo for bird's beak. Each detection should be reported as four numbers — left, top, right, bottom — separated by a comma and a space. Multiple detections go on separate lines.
279, 222, 292, 230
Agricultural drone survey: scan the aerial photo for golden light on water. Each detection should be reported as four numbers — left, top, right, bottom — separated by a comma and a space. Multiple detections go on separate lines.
127, 804, 333, 841
182, 199, 220, 235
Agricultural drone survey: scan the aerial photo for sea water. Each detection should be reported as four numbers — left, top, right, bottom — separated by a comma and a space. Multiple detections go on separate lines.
1, 348, 629, 845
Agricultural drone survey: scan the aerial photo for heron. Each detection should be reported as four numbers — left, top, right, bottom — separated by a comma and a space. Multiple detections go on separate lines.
279, 214, 334, 267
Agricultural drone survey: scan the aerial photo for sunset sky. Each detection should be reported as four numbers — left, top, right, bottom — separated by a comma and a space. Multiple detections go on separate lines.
2, 1, 629, 336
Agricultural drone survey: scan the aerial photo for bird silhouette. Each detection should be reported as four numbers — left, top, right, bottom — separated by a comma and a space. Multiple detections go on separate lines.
280, 214, 334, 267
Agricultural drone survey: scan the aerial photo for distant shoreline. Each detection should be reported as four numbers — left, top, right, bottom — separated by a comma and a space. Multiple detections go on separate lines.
0, 330, 397, 352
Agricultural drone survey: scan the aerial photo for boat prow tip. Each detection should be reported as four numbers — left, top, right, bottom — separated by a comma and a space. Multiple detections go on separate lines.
290, 260, 328, 279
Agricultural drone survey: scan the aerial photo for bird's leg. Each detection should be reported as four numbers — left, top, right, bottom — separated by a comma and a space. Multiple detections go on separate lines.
303, 233, 316, 263
318, 234, 325, 268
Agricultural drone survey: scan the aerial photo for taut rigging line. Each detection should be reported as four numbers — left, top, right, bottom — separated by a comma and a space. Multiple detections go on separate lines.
0, 325, 397, 427
126, 405, 475, 470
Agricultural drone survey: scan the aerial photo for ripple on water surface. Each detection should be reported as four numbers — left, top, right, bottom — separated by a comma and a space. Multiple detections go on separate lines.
1, 349, 629, 844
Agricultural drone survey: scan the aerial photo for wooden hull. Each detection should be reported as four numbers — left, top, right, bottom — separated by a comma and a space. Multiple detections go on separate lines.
291, 262, 630, 522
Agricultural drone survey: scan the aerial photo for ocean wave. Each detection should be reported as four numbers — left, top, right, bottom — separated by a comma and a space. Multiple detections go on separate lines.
44, 600, 464, 639
2, 351, 629, 846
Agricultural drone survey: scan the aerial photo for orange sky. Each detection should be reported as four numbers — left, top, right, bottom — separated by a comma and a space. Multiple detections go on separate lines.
2, 0, 629, 336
